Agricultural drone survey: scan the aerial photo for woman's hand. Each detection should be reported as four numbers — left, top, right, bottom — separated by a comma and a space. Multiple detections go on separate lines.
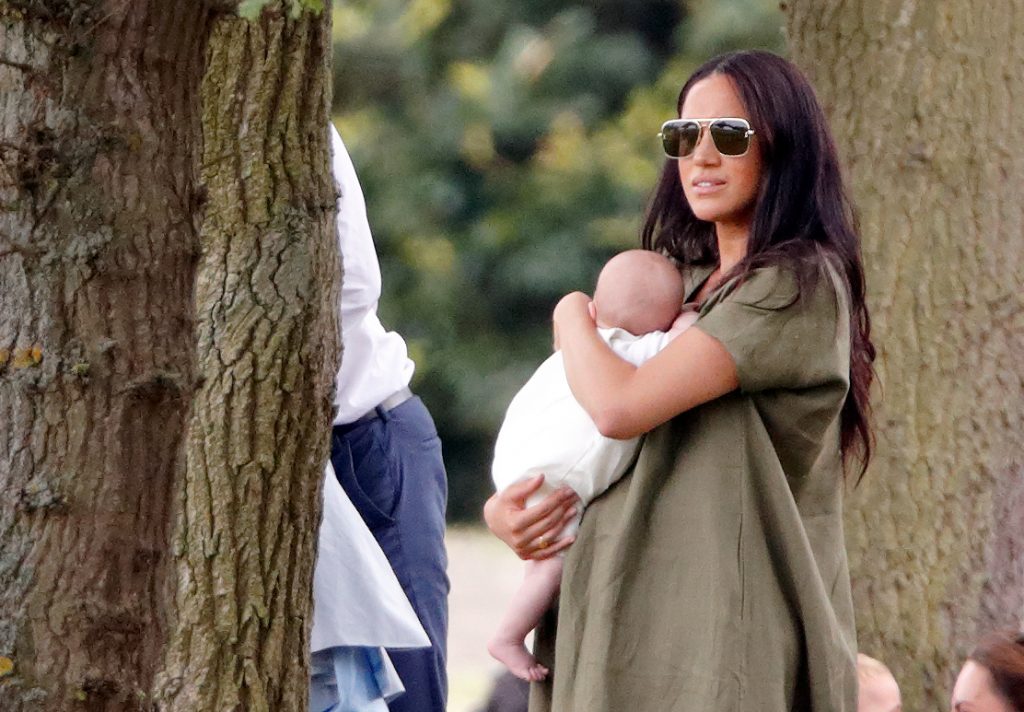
553, 291, 593, 334
483, 475, 579, 560
552, 284, 740, 439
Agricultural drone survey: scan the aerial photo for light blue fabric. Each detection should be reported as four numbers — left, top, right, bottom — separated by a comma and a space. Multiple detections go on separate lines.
310, 646, 405, 712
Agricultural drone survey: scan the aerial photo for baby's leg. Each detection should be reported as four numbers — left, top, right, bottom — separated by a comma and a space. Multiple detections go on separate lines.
487, 557, 564, 682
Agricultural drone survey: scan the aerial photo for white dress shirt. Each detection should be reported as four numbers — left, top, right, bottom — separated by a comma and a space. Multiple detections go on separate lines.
310, 126, 429, 654
329, 125, 414, 425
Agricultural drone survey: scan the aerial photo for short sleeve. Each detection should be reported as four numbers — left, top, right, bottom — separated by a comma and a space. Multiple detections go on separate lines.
694, 264, 850, 393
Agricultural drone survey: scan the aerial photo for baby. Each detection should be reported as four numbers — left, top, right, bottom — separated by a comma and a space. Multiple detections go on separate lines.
488, 249, 697, 681
857, 654, 901, 712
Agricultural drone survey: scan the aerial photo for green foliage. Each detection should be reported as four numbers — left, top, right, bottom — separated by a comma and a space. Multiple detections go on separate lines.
333, 0, 784, 522
238, 0, 325, 20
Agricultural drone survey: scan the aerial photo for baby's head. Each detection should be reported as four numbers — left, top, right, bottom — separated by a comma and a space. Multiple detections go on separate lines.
857, 654, 901, 712
592, 250, 684, 335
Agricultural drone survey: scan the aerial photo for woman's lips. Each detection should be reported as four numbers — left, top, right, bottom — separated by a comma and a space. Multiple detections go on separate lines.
691, 178, 726, 196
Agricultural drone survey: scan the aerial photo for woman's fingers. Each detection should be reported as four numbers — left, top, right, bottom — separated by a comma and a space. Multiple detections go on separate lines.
509, 485, 577, 532
485, 475, 579, 557
484, 476, 556, 534
514, 500, 580, 560
500, 474, 547, 506
528, 533, 575, 560
514, 499, 577, 549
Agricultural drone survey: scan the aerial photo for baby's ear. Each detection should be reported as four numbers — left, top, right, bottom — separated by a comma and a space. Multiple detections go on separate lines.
587, 301, 597, 321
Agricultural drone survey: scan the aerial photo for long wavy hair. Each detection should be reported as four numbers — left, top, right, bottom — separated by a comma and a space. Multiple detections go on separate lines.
641, 50, 875, 481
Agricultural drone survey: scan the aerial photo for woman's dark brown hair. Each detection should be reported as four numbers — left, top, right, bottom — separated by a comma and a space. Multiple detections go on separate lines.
641, 49, 875, 482
968, 630, 1024, 710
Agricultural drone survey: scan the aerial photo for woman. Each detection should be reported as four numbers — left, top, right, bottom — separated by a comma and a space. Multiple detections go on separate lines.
951, 631, 1024, 711
484, 50, 874, 711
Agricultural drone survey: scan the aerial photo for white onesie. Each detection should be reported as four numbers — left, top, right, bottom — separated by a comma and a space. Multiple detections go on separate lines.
491, 319, 694, 536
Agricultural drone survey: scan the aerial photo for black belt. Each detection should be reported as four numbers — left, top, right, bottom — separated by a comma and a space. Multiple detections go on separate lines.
336, 387, 413, 432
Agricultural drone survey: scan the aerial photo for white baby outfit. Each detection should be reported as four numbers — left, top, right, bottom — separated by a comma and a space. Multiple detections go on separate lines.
492, 317, 696, 536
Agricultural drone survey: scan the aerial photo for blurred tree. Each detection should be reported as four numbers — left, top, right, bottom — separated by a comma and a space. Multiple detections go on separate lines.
332, 0, 784, 522
785, 1, 1024, 707
0, 2, 335, 709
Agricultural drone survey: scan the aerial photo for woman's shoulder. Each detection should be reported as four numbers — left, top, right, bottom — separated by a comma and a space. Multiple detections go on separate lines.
711, 252, 845, 314
693, 253, 850, 394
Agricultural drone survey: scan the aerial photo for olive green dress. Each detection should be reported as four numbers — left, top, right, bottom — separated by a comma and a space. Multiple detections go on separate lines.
529, 263, 858, 712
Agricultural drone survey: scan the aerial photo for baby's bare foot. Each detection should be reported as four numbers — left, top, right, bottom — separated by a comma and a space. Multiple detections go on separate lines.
487, 637, 550, 682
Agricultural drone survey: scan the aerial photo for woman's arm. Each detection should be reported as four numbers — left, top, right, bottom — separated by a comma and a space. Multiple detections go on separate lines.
554, 291, 740, 439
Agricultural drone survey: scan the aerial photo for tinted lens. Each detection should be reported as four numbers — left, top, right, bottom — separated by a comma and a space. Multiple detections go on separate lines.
661, 120, 700, 158
709, 119, 751, 156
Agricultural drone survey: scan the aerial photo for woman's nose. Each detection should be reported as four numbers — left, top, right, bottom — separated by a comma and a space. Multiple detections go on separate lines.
692, 126, 720, 166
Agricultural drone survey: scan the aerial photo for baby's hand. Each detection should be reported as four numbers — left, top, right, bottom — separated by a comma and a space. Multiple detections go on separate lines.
666, 307, 700, 340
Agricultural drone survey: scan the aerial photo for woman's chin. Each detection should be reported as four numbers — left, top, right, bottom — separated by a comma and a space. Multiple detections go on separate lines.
690, 207, 731, 224
686, 200, 753, 230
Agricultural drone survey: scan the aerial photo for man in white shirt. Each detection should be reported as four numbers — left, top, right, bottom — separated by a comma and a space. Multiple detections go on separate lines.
324, 125, 449, 712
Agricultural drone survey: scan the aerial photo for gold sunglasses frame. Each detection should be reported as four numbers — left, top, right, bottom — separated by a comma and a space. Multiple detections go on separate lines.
658, 117, 756, 158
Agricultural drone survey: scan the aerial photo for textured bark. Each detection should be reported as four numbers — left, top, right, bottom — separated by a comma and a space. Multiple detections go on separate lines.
0, 2, 208, 709
152, 5, 337, 711
0, 2, 336, 710
784, 2, 1024, 707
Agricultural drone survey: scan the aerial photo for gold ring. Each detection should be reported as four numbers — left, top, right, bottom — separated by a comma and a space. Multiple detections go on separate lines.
538, 536, 549, 549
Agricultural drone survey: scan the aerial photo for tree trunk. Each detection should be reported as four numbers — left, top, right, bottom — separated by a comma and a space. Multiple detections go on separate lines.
0, 2, 336, 710
0, 2, 208, 708
153, 5, 336, 711
784, 2, 1024, 707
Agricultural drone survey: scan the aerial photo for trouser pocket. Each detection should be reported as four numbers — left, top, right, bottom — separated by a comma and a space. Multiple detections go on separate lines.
331, 425, 399, 530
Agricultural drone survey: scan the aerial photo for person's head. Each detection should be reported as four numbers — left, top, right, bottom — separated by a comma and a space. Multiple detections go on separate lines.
643, 49, 850, 263
857, 654, 902, 712
641, 49, 875, 481
951, 630, 1024, 712
674, 72, 764, 236
591, 250, 684, 335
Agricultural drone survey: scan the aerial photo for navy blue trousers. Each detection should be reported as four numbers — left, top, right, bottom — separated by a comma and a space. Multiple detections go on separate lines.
331, 396, 449, 712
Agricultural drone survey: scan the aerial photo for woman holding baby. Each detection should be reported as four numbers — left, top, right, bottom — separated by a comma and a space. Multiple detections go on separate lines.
484, 49, 875, 711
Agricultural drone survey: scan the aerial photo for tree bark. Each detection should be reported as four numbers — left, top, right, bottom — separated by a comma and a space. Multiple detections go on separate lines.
0, 2, 336, 710
784, 2, 1024, 707
0, 2, 209, 708
152, 4, 337, 711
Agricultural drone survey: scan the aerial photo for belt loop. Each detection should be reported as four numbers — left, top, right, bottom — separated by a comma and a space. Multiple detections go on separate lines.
376, 404, 390, 423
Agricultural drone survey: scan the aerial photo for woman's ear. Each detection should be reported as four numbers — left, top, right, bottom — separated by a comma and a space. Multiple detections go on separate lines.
588, 301, 597, 321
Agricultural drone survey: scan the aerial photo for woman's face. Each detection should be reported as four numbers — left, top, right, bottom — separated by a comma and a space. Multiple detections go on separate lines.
950, 661, 1013, 712
677, 73, 764, 234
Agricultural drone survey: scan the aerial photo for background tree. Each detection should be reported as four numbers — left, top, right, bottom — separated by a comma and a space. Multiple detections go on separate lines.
784, 1, 1024, 707
0, 2, 335, 709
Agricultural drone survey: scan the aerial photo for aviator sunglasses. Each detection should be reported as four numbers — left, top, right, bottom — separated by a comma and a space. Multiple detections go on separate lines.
659, 117, 755, 158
